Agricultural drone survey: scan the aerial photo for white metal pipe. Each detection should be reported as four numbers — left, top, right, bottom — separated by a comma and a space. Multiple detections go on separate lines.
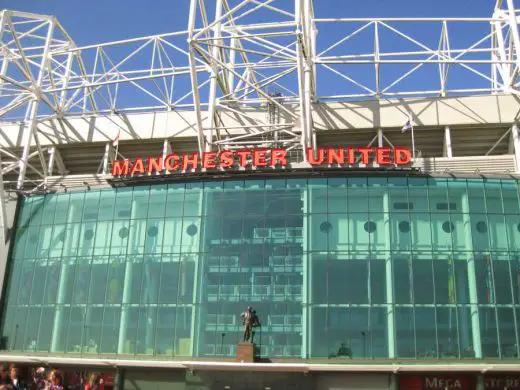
444, 126, 453, 158
187, 0, 206, 155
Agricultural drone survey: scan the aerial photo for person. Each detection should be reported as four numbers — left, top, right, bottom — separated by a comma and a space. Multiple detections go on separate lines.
46, 369, 63, 390
84, 373, 104, 390
33, 367, 47, 390
0, 364, 10, 385
6, 364, 27, 390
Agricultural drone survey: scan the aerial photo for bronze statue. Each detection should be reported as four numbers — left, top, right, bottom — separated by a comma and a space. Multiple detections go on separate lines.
241, 306, 260, 343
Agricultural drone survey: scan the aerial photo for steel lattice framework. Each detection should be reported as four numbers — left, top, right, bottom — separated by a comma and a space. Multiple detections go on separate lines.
0, 0, 519, 191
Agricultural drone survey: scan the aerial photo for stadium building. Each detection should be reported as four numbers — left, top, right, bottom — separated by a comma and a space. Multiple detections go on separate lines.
0, 1, 520, 389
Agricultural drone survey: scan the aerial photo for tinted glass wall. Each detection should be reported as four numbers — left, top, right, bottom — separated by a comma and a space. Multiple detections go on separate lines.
2, 176, 520, 360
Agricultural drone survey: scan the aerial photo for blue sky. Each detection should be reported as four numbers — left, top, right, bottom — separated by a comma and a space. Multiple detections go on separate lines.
1, 0, 504, 108
2, 1, 497, 47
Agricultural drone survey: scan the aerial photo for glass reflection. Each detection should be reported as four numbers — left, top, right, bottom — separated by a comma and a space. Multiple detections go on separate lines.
1, 177, 520, 361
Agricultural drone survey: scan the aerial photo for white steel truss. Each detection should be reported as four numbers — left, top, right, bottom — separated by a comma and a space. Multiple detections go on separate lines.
0, 1, 519, 190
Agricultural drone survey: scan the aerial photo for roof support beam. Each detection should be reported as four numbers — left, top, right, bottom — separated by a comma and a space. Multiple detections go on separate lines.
511, 123, 520, 173
47, 146, 66, 176
443, 126, 453, 157
485, 127, 511, 156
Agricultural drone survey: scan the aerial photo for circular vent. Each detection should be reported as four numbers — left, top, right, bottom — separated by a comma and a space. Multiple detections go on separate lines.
148, 226, 159, 237
399, 221, 410, 233
476, 221, 487, 234
84, 229, 94, 240
186, 224, 198, 236
442, 221, 454, 233
119, 227, 129, 239
320, 221, 333, 234
364, 221, 376, 233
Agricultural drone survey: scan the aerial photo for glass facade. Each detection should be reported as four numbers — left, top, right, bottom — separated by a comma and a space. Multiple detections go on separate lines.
2, 176, 520, 360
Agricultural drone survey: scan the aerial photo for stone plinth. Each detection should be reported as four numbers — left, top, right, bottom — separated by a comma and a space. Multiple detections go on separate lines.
236, 342, 255, 363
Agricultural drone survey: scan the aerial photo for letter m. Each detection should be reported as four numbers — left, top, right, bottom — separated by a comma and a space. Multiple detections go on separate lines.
112, 159, 130, 176
425, 378, 438, 389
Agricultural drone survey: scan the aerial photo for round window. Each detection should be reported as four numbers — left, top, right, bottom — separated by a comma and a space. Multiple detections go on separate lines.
364, 221, 376, 233
119, 227, 129, 239
84, 229, 94, 240
399, 221, 410, 233
442, 221, 454, 233
148, 226, 159, 237
476, 221, 487, 234
186, 224, 198, 236
320, 221, 333, 234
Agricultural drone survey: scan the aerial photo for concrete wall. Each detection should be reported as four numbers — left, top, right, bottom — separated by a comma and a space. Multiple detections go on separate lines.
0, 94, 518, 148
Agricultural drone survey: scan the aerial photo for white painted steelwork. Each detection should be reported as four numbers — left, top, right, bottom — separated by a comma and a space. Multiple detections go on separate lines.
0, 2, 519, 189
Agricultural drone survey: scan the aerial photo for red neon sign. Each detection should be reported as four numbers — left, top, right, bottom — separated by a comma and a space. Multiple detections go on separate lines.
112, 146, 412, 177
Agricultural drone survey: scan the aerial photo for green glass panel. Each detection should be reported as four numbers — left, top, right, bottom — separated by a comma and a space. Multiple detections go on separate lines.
147, 184, 167, 218
484, 179, 504, 214
480, 307, 499, 358
100, 307, 120, 354
501, 180, 520, 214
395, 307, 415, 358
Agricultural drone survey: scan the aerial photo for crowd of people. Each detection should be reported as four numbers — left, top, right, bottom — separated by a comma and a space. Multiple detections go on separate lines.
0, 364, 105, 390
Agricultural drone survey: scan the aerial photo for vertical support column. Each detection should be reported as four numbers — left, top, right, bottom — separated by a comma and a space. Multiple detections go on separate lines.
117, 261, 133, 354
377, 129, 383, 147
511, 124, 520, 173
228, 37, 236, 98
476, 375, 485, 390
506, 0, 520, 78
295, 0, 309, 156
189, 187, 204, 357
443, 126, 453, 158
17, 20, 54, 189
187, 0, 206, 156
117, 198, 137, 355
204, 0, 223, 153
51, 201, 76, 352
461, 192, 482, 358
47, 147, 56, 176
303, 0, 315, 153
162, 139, 171, 167
59, 52, 74, 111
383, 191, 395, 358
0, 12, 9, 99
301, 185, 310, 358
102, 143, 111, 176
0, 152, 9, 303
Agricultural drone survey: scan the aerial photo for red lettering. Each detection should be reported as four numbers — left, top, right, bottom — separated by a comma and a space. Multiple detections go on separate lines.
347, 148, 355, 165
202, 152, 217, 169
253, 149, 268, 167
164, 154, 180, 171
130, 158, 145, 176
271, 148, 287, 166
327, 148, 344, 165
395, 147, 412, 165
219, 150, 234, 168
357, 147, 373, 165
183, 153, 199, 170
307, 148, 324, 165
111, 159, 130, 176
236, 150, 251, 167
147, 156, 163, 173
375, 147, 392, 165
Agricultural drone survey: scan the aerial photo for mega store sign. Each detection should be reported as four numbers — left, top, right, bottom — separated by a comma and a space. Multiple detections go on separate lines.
400, 375, 520, 390
111, 146, 412, 177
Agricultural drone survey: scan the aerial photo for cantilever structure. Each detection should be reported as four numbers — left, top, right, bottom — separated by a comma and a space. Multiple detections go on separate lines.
2, 3, 520, 389
0, 0, 519, 187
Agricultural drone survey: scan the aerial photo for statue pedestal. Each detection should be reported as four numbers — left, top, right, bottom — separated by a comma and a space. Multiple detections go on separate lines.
236, 342, 255, 363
